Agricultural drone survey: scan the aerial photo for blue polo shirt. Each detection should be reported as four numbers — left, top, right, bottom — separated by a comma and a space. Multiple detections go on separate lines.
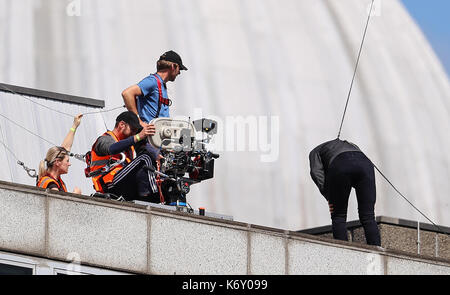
137, 73, 170, 122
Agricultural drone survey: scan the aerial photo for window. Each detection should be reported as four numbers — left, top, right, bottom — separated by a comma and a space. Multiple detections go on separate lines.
0, 262, 34, 275
53, 268, 88, 275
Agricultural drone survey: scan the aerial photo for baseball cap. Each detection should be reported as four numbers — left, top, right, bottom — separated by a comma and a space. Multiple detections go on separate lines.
116, 111, 141, 133
159, 50, 188, 71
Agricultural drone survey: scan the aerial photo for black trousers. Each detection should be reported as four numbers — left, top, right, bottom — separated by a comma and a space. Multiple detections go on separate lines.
106, 153, 159, 202
326, 151, 381, 246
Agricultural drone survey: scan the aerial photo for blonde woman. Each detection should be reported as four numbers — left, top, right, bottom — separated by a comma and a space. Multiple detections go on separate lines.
36, 114, 83, 194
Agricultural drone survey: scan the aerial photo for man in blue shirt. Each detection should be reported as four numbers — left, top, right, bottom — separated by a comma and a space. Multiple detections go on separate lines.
122, 50, 188, 161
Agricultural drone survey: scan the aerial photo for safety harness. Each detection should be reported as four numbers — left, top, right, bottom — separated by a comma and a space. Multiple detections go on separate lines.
152, 74, 171, 203
86, 131, 135, 193
153, 74, 172, 118
37, 175, 67, 192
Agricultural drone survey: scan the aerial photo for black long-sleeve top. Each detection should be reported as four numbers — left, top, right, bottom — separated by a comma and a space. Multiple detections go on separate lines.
309, 138, 361, 198
94, 133, 160, 161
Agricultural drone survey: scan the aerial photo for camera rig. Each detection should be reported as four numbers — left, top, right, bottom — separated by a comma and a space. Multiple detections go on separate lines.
147, 117, 219, 207
85, 117, 219, 209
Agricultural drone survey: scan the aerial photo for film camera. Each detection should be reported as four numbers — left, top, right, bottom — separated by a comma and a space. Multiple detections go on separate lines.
147, 117, 219, 207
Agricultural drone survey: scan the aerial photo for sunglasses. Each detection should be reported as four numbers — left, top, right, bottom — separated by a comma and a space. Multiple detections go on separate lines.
46, 147, 68, 167
55, 146, 69, 160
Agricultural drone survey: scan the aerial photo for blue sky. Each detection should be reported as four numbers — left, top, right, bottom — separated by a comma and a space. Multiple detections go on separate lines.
401, 0, 450, 77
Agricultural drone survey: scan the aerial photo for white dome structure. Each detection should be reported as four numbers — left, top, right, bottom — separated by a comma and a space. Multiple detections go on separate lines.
0, 0, 449, 231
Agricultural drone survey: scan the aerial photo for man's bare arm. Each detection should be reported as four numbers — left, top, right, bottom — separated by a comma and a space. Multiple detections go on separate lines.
61, 114, 83, 152
122, 85, 143, 120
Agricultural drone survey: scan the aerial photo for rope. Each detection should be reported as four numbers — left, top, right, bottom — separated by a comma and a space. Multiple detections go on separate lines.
371, 162, 447, 234
337, 0, 374, 139
0, 111, 58, 146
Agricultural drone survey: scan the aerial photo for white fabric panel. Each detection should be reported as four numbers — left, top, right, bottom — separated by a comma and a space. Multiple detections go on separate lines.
0, 91, 108, 192
0, 0, 449, 230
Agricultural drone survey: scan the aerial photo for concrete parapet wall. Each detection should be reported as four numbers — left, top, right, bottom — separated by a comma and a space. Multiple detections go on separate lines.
302, 216, 450, 260
0, 181, 449, 275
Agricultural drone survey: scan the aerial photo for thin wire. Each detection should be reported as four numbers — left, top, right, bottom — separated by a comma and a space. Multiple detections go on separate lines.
371, 161, 447, 234
0, 85, 126, 179
0, 88, 125, 165
0, 121, 16, 181
337, 0, 374, 139
0, 120, 39, 179
333, 1, 446, 235
0, 84, 73, 118
100, 111, 109, 131
0, 83, 125, 118
84, 105, 126, 130
82, 105, 125, 115
0, 132, 19, 161
0, 111, 87, 163
0, 111, 58, 146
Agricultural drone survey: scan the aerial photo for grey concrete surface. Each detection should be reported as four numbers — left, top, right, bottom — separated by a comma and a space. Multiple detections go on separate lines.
0, 181, 449, 275
249, 232, 286, 275
0, 188, 46, 254
149, 214, 247, 275
287, 240, 383, 275
302, 217, 450, 260
387, 257, 450, 275
47, 196, 148, 273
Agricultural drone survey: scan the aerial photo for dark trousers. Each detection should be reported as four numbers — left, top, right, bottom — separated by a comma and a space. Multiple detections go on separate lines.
326, 151, 381, 246
106, 153, 159, 202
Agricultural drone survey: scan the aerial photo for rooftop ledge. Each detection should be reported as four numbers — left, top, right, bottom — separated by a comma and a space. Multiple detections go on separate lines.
0, 82, 104, 108
0, 180, 449, 275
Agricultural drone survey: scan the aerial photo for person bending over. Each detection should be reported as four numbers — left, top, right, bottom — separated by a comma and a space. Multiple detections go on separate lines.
309, 138, 381, 246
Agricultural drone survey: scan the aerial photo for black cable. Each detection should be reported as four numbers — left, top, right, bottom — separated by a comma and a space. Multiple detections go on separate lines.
337, 0, 375, 139
371, 161, 446, 234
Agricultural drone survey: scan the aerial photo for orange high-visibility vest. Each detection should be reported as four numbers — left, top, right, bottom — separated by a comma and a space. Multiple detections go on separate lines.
90, 131, 135, 193
37, 175, 67, 192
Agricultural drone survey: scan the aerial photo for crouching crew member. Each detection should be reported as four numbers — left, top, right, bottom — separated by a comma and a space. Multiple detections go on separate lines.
89, 111, 159, 202
309, 138, 381, 246
37, 114, 83, 194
